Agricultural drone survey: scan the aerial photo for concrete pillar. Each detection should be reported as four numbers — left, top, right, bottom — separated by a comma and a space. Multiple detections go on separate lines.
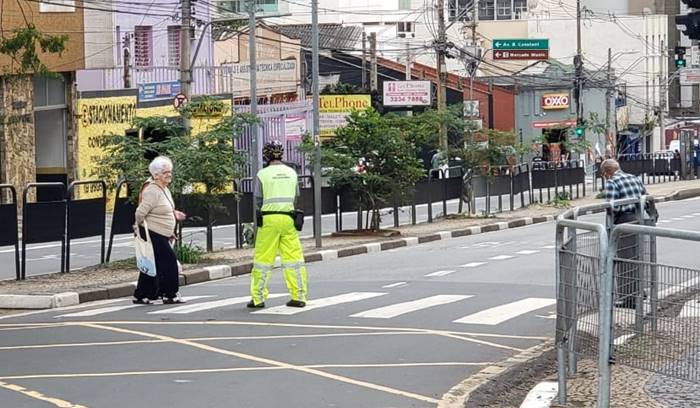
0, 75, 36, 206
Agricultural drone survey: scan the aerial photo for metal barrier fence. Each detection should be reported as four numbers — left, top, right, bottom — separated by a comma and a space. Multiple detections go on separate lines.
593, 154, 681, 191
555, 197, 700, 407
532, 160, 586, 203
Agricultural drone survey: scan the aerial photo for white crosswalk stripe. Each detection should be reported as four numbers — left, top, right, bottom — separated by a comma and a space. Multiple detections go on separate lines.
350, 295, 472, 319
516, 250, 540, 255
425, 270, 456, 277
149, 294, 286, 315
252, 292, 386, 316
382, 282, 407, 288
489, 255, 514, 261
453, 298, 556, 325
460, 262, 486, 268
55, 296, 215, 318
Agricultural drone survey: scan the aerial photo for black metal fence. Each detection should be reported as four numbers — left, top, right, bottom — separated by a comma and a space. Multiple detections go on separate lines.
0, 185, 19, 280
593, 154, 681, 192
0, 159, 645, 280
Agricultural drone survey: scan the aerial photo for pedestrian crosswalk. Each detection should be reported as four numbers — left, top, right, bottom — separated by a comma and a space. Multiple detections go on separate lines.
252, 292, 387, 316
54, 291, 556, 327
349, 295, 472, 319
452, 298, 556, 326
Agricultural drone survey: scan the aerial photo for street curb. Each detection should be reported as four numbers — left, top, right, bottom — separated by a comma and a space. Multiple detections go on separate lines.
438, 340, 555, 408
0, 292, 80, 309
3, 188, 699, 309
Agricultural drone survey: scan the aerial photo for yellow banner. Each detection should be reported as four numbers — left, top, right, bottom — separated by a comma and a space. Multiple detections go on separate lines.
76, 96, 137, 206
319, 94, 371, 137
76, 97, 235, 207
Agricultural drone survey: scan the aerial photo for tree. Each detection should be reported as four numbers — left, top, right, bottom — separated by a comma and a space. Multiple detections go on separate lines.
0, 24, 68, 77
307, 107, 425, 231
95, 98, 258, 251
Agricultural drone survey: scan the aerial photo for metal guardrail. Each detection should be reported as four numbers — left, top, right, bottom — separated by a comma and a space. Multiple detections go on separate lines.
556, 197, 700, 407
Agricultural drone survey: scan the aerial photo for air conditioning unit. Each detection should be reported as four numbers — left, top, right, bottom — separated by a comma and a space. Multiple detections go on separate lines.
397, 22, 415, 38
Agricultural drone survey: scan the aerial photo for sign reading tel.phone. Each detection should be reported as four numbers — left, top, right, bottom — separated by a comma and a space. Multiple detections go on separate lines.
383, 81, 432, 106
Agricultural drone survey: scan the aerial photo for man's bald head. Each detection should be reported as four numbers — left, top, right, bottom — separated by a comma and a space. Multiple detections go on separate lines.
600, 159, 620, 179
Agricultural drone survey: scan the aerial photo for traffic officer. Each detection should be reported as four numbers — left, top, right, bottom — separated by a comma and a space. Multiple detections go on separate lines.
247, 140, 308, 309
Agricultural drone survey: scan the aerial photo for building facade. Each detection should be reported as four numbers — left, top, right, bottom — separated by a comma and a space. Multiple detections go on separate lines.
0, 0, 113, 204
76, 0, 213, 95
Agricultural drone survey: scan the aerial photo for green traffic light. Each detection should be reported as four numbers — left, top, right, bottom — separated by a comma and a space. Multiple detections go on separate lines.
575, 127, 584, 136
676, 58, 687, 67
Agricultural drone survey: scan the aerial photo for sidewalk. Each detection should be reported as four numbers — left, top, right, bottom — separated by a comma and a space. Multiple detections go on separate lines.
1, 179, 699, 310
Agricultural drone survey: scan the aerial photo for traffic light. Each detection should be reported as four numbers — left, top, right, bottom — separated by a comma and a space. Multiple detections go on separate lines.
677, 2, 700, 40
676, 46, 688, 68
575, 126, 585, 137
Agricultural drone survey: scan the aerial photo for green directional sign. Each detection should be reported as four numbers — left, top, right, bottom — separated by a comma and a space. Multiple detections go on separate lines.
493, 39, 549, 50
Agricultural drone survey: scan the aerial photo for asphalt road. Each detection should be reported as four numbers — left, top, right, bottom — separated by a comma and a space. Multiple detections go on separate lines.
1, 197, 697, 408
0, 191, 542, 280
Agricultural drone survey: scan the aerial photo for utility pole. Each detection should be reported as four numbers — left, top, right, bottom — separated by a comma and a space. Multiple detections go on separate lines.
248, 0, 260, 222
605, 48, 612, 146
659, 39, 666, 154
123, 34, 132, 89
406, 38, 412, 116
361, 31, 367, 91
180, 0, 192, 130
574, 0, 583, 135
369, 32, 378, 91
436, 0, 448, 151
469, 3, 479, 102
312, 0, 322, 248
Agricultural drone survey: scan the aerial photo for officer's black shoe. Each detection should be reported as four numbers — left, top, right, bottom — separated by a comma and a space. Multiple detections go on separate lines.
286, 300, 306, 308
247, 300, 264, 308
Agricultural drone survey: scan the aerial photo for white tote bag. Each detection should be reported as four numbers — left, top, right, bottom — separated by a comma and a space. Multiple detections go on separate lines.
134, 220, 157, 277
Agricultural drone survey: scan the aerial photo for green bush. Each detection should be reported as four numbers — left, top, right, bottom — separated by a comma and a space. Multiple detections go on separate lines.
175, 241, 204, 265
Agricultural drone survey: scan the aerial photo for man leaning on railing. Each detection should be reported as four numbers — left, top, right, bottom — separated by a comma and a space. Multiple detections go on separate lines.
600, 158, 649, 309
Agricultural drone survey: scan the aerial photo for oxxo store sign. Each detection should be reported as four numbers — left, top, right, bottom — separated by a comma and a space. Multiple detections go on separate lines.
541, 93, 570, 110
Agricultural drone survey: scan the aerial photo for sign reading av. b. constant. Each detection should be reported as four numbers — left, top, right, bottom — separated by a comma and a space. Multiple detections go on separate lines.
383, 81, 432, 106
541, 93, 570, 110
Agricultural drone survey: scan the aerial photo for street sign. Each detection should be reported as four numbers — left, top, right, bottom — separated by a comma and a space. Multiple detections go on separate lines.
493, 39, 549, 50
680, 68, 700, 85
494, 50, 549, 60
383, 81, 432, 106
464, 100, 480, 117
533, 119, 577, 129
173, 93, 188, 109
139, 81, 181, 102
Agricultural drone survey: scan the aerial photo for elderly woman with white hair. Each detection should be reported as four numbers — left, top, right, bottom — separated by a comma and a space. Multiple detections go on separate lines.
133, 156, 187, 304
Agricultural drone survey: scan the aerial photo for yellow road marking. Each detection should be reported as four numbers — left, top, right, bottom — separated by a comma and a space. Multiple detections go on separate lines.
0, 380, 88, 408
0, 324, 64, 332
0, 362, 491, 381
432, 332, 524, 352
0, 320, 549, 341
0, 331, 423, 351
81, 323, 440, 405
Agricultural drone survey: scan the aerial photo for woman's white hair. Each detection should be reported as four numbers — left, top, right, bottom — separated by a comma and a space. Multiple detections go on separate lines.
149, 156, 173, 177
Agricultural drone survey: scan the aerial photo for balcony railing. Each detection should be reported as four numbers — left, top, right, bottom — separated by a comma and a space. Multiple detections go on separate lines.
77, 65, 298, 97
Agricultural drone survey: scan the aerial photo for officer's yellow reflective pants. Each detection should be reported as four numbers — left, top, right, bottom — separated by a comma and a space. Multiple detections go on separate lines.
250, 214, 308, 306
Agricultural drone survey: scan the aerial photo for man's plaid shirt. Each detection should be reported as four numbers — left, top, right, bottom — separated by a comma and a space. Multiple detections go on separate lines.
605, 170, 647, 214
